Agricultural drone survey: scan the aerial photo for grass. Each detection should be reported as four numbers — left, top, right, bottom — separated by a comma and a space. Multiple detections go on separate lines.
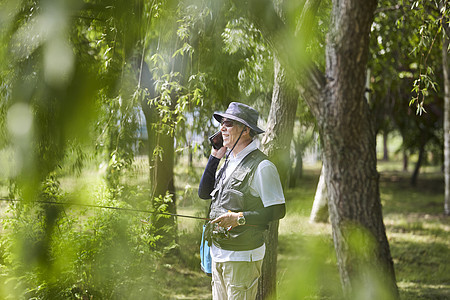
171, 161, 449, 300
1, 154, 447, 299
379, 167, 449, 300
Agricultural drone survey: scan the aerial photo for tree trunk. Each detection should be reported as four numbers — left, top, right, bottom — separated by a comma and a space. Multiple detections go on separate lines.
403, 150, 409, 172
138, 61, 177, 248
383, 131, 389, 161
289, 133, 304, 188
310, 164, 329, 223
258, 58, 298, 300
188, 141, 193, 168
442, 25, 450, 216
143, 102, 177, 242
411, 144, 425, 187
239, 0, 399, 297
320, 1, 398, 298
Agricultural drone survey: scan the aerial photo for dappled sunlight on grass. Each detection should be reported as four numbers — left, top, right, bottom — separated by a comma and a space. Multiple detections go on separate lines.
276, 167, 450, 300
380, 171, 445, 215
380, 170, 450, 300
277, 234, 342, 300
276, 170, 340, 299
31, 163, 445, 299
385, 214, 449, 240
159, 264, 212, 299
279, 213, 332, 237
397, 281, 450, 300
58, 170, 106, 209
26, 162, 445, 300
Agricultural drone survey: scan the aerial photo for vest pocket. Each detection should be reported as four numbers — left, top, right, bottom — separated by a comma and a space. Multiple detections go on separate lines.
221, 189, 244, 211
210, 186, 220, 199
229, 168, 249, 189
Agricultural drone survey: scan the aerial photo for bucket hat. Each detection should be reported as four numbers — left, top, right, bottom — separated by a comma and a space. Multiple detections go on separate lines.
213, 102, 264, 134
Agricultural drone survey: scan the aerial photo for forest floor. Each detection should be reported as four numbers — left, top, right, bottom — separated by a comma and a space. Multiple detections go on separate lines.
169, 160, 450, 300
1, 156, 447, 299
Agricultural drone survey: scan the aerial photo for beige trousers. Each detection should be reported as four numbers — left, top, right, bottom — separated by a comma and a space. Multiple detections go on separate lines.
211, 260, 263, 300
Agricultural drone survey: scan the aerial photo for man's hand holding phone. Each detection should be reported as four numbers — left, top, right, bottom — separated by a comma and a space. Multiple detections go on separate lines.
209, 131, 226, 159
212, 145, 227, 159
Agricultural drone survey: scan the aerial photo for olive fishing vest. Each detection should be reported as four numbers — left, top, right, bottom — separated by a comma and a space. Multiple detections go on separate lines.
209, 149, 268, 251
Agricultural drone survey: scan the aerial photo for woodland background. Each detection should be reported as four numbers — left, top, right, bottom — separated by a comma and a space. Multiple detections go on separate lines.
0, 0, 449, 299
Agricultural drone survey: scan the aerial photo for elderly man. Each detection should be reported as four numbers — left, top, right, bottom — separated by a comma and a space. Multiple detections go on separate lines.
198, 102, 286, 300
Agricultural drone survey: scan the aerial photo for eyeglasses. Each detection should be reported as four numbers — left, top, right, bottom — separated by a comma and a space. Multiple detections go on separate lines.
220, 119, 235, 128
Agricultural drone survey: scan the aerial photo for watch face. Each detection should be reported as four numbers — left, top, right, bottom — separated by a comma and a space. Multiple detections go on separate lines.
238, 216, 245, 225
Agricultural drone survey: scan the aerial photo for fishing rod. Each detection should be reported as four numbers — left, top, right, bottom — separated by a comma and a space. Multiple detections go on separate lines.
0, 198, 210, 221
0, 198, 258, 230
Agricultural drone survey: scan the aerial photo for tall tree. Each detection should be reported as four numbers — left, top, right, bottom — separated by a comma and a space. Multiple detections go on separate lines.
441, 3, 450, 216
258, 58, 298, 299
137, 58, 178, 247
310, 164, 329, 223
320, 1, 397, 297
399, 0, 448, 196
238, 0, 399, 297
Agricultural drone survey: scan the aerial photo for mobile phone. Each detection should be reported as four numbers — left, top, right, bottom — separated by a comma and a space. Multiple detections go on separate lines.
208, 131, 223, 150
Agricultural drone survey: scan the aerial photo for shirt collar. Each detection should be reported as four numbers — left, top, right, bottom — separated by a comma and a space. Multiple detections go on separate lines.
229, 140, 257, 161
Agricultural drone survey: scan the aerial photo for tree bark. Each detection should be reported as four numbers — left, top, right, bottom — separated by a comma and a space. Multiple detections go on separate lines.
403, 150, 409, 172
383, 131, 389, 161
442, 26, 450, 216
310, 164, 329, 223
289, 129, 307, 188
138, 60, 177, 247
289, 140, 303, 188
258, 57, 298, 300
411, 144, 425, 187
238, 0, 399, 297
321, 1, 398, 297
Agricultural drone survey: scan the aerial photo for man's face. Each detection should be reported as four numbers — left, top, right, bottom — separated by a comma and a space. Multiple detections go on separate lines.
220, 118, 244, 149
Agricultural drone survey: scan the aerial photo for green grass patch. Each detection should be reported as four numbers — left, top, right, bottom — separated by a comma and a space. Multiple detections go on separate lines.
1, 156, 448, 299
380, 171, 450, 300
169, 163, 449, 299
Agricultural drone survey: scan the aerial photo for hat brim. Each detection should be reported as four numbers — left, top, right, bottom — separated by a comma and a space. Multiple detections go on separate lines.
213, 113, 265, 134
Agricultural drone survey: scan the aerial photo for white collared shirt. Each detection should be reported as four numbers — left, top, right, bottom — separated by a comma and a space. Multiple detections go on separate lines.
211, 140, 285, 262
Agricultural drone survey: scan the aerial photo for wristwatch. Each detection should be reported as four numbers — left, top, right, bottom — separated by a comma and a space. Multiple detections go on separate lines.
237, 212, 246, 226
